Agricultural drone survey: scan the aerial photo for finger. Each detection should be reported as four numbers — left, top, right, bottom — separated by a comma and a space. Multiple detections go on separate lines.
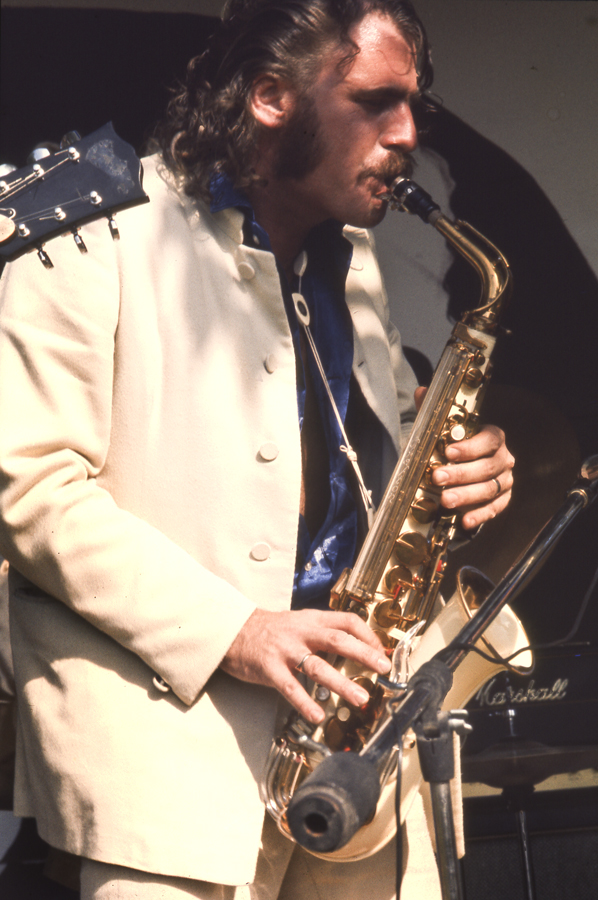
273, 645, 387, 725
434, 448, 514, 491
275, 664, 328, 724
283, 613, 392, 722
440, 473, 512, 514
300, 653, 374, 709
324, 611, 389, 657
434, 460, 513, 496
221, 609, 391, 724
297, 609, 391, 668
460, 487, 512, 530
306, 624, 390, 676
272, 649, 374, 725
414, 386, 427, 412
443, 424, 505, 463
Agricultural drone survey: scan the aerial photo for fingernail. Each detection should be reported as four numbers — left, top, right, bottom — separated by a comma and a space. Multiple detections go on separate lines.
435, 469, 449, 485
378, 656, 391, 672
354, 688, 370, 705
445, 445, 460, 460
443, 491, 458, 508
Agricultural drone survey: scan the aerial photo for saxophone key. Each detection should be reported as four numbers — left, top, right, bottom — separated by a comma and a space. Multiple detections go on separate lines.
410, 496, 438, 524
323, 676, 384, 752
383, 563, 412, 597
315, 685, 331, 703
423, 460, 444, 489
348, 599, 369, 621
329, 567, 351, 610
463, 365, 485, 388
450, 423, 467, 442
373, 599, 404, 629
371, 629, 398, 653
394, 531, 429, 567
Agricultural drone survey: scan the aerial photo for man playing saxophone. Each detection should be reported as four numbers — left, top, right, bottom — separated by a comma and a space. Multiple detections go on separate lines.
0, 2, 514, 898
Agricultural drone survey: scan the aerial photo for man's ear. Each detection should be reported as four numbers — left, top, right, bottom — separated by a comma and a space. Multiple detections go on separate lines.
249, 74, 296, 129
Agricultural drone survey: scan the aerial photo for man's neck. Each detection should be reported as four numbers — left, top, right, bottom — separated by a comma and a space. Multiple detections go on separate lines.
246, 168, 330, 284
246, 188, 305, 283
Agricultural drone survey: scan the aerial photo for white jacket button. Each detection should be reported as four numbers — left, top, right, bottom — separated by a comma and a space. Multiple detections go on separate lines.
259, 442, 279, 461
250, 542, 271, 561
238, 261, 256, 280
152, 675, 171, 693
264, 354, 278, 373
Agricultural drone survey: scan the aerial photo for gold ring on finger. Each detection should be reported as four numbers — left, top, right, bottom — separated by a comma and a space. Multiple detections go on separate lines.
295, 652, 314, 674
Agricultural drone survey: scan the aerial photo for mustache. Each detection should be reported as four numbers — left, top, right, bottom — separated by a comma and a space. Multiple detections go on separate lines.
359, 152, 414, 186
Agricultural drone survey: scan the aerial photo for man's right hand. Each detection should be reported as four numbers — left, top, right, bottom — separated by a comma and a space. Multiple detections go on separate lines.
220, 608, 391, 724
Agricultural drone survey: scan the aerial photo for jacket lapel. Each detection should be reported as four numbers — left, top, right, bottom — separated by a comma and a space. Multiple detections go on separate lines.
345, 234, 403, 458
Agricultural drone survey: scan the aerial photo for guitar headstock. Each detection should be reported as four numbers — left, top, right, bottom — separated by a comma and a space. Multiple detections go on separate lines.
0, 122, 149, 268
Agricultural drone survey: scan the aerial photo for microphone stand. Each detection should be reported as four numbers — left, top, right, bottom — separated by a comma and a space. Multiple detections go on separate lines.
287, 457, 598, 900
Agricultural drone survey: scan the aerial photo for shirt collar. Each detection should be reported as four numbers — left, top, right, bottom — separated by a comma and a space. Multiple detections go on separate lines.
209, 171, 252, 216
209, 171, 351, 263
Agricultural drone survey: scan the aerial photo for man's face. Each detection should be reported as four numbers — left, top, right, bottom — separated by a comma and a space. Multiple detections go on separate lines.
278, 12, 419, 230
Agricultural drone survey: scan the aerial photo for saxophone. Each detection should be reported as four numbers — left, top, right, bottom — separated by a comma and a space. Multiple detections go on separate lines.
262, 178, 531, 861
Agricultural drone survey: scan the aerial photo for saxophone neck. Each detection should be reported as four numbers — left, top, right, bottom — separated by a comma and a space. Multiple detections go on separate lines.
434, 216, 512, 334
389, 177, 512, 334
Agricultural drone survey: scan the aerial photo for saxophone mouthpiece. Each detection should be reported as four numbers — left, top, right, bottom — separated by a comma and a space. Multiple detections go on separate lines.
389, 177, 441, 224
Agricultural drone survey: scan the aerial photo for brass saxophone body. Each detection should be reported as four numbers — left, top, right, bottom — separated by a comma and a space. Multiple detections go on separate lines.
262, 178, 531, 860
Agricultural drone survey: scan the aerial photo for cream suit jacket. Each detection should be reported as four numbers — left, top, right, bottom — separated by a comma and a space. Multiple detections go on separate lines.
0, 156, 418, 885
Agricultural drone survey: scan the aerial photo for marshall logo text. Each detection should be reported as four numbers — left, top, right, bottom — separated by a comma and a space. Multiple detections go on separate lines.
475, 677, 569, 708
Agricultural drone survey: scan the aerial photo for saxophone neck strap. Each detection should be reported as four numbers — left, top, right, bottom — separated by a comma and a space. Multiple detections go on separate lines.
292, 251, 375, 528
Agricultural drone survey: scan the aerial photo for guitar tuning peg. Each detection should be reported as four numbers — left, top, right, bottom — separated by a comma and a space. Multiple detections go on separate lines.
0, 214, 16, 244
0, 165, 17, 203
60, 131, 82, 149
107, 215, 120, 240
37, 246, 54, 269
28, 147, 52, 164
27, 142, 60, 165
71, 228, 87, 253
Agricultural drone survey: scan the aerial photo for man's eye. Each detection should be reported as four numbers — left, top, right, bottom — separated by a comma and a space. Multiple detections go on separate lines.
360, 98, 389, 113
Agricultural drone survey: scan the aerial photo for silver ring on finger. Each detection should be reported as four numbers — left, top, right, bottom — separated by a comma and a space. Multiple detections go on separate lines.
491, 476, 501, 498
295, 652, 314, 674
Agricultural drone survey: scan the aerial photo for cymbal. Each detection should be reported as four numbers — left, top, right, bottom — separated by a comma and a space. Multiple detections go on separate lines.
462, 738, 598, 788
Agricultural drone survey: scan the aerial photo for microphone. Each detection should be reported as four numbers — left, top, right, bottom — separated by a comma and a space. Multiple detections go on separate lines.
286, 750, 380, 853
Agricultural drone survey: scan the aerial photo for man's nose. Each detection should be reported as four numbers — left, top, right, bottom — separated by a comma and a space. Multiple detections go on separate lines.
381, 104, 418, 153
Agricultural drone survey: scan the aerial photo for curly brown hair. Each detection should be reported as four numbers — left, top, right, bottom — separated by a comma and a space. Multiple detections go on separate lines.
156, 0, 433, 202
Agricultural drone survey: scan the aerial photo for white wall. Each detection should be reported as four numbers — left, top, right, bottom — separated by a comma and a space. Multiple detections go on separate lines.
376, 0, 598, 365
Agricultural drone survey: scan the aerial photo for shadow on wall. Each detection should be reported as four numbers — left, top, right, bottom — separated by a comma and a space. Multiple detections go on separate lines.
414, 103, 598, 646
417, 101, 598, 458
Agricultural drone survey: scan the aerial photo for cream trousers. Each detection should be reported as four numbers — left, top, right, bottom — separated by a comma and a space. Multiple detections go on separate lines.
80, 792, 441, 900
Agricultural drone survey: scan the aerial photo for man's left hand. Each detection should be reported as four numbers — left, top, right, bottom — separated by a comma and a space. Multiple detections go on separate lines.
415, 387, 514, 530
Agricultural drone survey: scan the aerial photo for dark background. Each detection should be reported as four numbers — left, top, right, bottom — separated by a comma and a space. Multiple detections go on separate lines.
0, 8, 218, 165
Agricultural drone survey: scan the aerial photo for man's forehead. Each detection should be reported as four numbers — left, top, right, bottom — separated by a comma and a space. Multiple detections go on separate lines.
316, 12, 418, 90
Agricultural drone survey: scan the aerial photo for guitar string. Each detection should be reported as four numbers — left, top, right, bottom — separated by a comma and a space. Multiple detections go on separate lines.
0, 154, 73, 206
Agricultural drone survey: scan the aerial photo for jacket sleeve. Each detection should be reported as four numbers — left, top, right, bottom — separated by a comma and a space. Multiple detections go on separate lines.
358, 226, 418, 445
387, 318, 418, 446
0, 219, 256, 707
